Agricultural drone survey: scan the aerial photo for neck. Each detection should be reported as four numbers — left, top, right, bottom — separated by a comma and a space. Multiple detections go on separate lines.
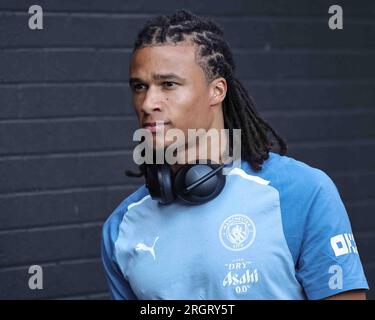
170, 114, 227, 175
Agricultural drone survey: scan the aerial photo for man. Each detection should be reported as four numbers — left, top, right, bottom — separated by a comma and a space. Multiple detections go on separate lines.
101, 10, 369, 300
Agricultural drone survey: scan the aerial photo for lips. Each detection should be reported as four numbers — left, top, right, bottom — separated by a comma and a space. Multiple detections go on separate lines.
142, 121, 171, 133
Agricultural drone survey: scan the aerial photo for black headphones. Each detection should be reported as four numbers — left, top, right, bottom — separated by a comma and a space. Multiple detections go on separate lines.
145, 160, 226, 205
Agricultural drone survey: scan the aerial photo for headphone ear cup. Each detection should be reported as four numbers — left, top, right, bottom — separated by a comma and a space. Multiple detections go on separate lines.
146, 164, 175, 204
173, 163, 225, 205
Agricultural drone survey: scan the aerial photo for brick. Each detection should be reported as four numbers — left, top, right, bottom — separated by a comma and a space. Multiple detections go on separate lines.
246, 82, 375, 111
332, 172, 375, 203
0, 84, 134, 119
0, 13, 145, 48
288, 142, 375, 175
0, 185, 139, 230
349, 201, 375, 233
0, 117, 138, 155
265, 111, 375, 142
355, 233, 375, 267
0, 224, 102, 267
235, 52, 375, 80
0, 258, 107, 299
0, 50, 130, 83
219, 18, 375, 49
0, 152, 143, 194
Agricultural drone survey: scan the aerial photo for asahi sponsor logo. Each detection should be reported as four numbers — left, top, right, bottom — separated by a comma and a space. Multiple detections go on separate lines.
223, 269, 259, 287
222, 258, 259, 294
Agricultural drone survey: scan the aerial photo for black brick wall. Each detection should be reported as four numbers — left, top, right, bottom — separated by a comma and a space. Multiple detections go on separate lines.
0, 0, 374, 299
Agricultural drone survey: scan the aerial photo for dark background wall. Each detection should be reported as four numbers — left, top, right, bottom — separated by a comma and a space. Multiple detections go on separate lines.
0, 0, 374, 299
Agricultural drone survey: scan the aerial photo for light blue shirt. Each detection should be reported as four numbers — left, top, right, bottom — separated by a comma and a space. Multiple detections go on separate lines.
101, 152, 369, 299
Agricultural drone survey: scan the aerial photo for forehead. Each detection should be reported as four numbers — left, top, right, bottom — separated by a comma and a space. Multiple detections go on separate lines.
129, 43, 203, 79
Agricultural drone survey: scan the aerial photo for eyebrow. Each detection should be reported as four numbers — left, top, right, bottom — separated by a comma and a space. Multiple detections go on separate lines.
129, 73, 186, 86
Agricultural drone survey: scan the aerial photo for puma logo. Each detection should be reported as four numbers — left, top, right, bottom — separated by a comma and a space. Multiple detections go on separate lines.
135, 236, 159, 260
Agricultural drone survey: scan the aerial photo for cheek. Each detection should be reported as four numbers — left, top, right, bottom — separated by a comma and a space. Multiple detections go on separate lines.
132, 95, 150, 124
132, 97, 141, 115
171, 89, 210, 127
133, 106, 142, 123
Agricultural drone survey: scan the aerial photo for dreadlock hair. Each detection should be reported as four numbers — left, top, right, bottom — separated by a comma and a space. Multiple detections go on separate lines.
125, 9, 287, 178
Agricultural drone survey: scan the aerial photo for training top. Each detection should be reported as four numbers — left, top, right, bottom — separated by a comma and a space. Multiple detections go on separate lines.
101, 152, 369, 300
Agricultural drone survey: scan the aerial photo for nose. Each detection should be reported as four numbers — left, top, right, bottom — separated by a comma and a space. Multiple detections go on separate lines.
140, 85, 163, 114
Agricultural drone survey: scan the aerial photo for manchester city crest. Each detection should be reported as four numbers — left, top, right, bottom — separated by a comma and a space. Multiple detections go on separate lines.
219, 214, 256, 251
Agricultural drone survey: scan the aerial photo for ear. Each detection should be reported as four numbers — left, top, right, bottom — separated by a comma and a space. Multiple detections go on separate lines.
209, 77, 227, 106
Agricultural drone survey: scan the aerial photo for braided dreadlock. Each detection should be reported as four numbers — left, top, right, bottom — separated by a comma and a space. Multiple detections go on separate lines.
126, 9, 287, 177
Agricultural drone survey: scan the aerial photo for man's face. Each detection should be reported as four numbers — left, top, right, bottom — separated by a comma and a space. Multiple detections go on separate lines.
129, 42, 215, 151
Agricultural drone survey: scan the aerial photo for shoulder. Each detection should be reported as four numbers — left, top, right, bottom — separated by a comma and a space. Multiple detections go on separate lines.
264, 152, 336, 194
264, 152, 353, 244
102, 184, 150, 246
257, 153, 345, 266
263, 152, 345, 227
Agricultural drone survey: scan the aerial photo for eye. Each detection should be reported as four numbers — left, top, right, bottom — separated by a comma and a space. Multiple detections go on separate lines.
163, 82, 178, 89
132, 83, 146, 93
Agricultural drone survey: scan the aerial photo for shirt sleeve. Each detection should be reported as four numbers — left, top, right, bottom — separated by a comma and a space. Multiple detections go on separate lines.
295, 170, 369, 299
101, 217, 138, 300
